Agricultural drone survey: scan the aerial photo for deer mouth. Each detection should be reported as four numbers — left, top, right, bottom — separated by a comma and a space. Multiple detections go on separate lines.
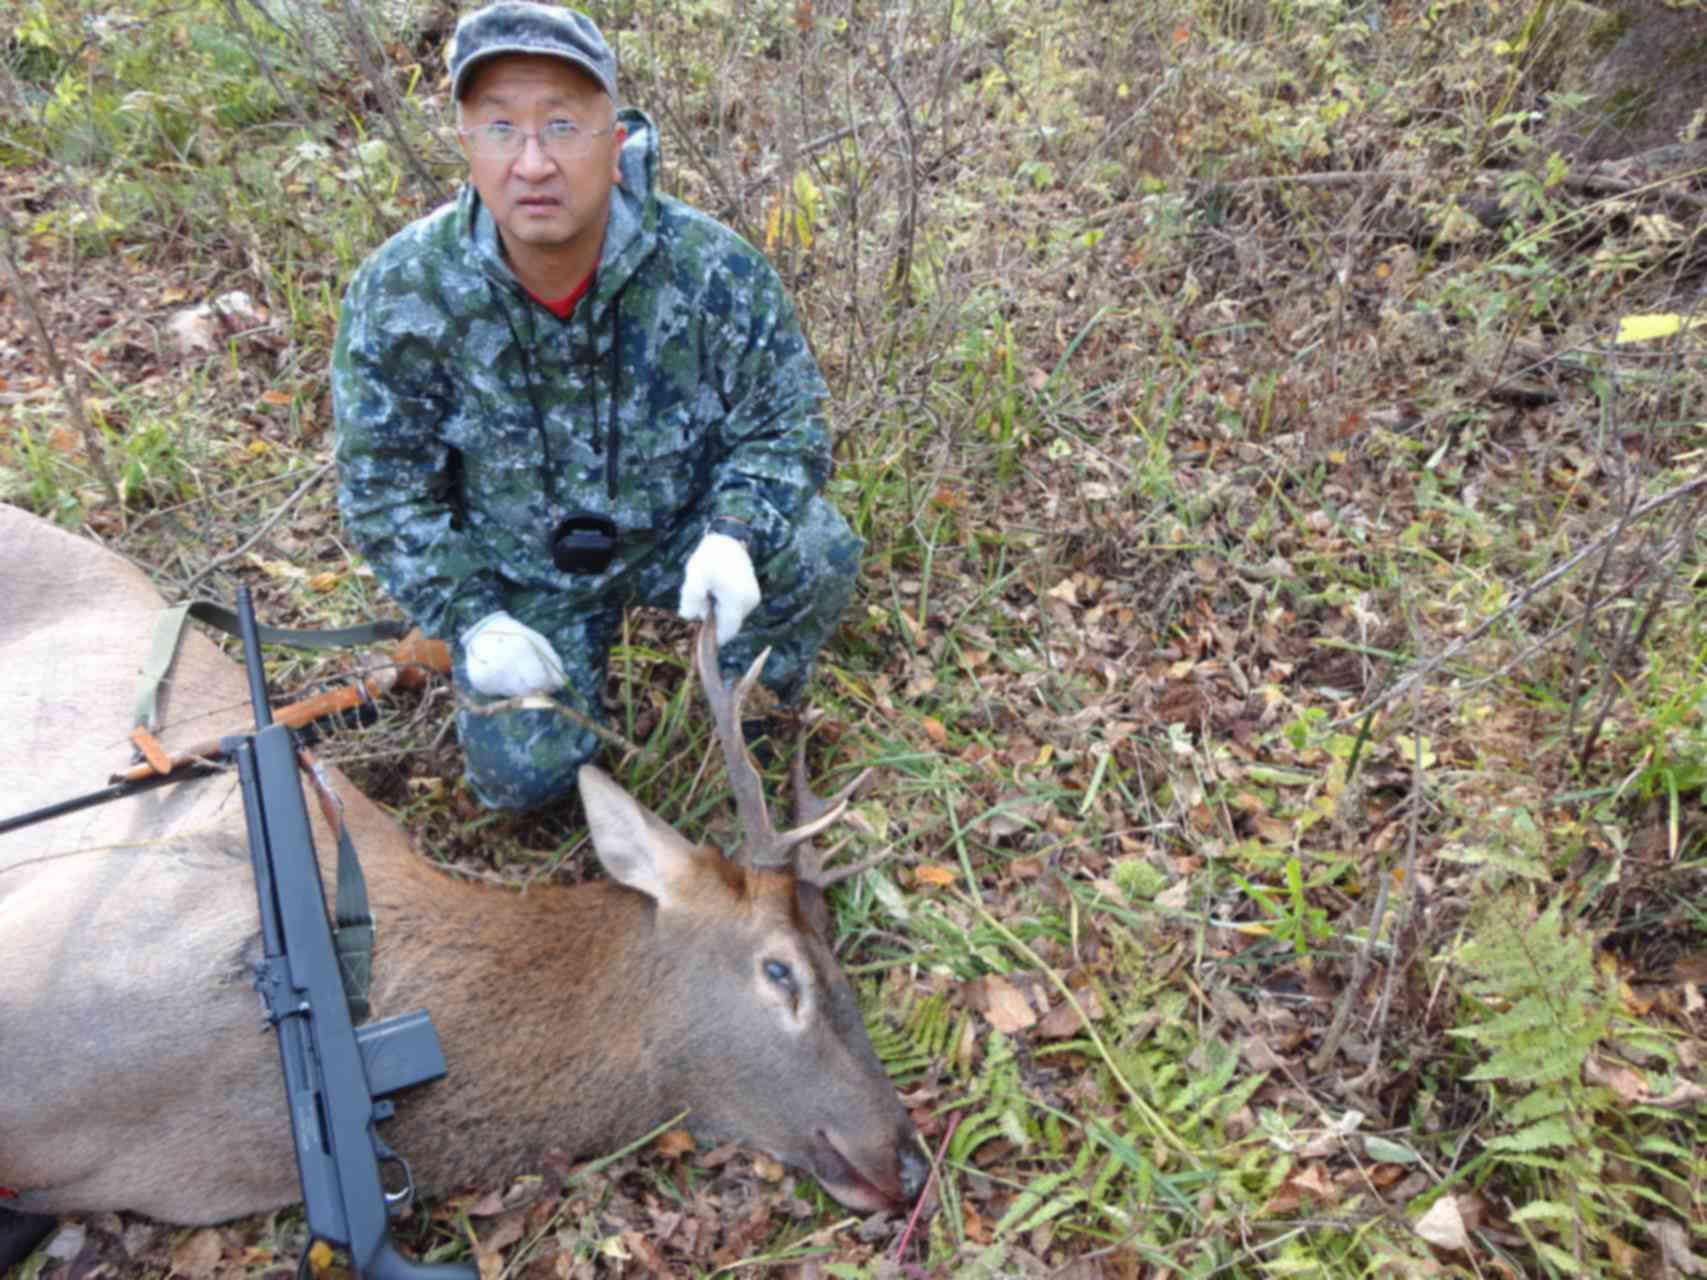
809, 1130, 905, 1212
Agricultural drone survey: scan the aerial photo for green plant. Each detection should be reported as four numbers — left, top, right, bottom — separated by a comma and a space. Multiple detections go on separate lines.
1, 422, 84, 525
1448, 898, 1631, 1272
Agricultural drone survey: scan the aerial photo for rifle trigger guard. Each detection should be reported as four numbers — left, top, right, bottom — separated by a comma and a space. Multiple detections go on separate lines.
373, 1134, 418, 1212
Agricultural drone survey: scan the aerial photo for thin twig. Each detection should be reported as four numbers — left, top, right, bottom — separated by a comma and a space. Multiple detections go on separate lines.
1341, 470, 1707, 725
461, 693, 640, 757
0, 203, 122, 510
874, 55, 918, 304
891, 1111, 955, 1263
1348, 681, 1428, 1092
1311, 848, 1390, 1074
1574, 488, 1707, 768
181, 460, 334, 593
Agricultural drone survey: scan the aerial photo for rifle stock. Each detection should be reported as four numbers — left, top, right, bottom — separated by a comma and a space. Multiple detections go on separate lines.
231, 589, 473, 1280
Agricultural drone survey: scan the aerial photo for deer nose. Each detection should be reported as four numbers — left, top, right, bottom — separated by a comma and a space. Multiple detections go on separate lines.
898, 1136, 929, 1202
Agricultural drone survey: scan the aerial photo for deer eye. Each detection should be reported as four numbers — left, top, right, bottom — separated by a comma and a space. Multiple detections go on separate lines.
763, 959, 798, 998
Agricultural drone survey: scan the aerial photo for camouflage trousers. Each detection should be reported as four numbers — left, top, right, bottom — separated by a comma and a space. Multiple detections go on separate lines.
453, 495, 862, 811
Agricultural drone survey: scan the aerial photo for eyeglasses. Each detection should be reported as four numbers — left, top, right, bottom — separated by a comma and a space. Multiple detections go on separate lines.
458, 119, 617, 161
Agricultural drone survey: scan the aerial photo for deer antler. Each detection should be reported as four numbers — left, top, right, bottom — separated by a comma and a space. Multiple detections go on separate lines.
695, 615, 870, 873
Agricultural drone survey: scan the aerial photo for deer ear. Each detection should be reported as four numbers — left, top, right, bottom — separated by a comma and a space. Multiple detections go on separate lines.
577, 764, 703, 906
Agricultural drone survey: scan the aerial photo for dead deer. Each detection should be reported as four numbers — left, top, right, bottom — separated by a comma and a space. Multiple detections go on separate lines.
0, 503, 924, 1259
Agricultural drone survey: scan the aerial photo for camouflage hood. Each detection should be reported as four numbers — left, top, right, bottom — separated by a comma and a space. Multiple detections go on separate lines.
331, 108, 833, 642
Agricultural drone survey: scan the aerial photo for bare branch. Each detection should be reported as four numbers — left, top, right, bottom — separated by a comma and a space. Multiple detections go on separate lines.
0, 204, 121, 510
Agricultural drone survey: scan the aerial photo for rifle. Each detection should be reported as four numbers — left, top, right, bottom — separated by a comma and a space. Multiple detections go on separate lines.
226, 587, 475, 1280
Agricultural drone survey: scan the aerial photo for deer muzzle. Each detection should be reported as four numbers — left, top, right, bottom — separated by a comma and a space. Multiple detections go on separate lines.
809, 1121, 929, 1211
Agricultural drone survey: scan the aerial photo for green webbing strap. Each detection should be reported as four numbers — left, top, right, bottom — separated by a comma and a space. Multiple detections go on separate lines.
137, 602, 193, 730
182, 601, 411, 651
134, 601, 410, 733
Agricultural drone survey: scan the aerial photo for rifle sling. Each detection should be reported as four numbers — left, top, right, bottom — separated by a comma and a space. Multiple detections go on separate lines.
134, 602, 405, 1019
136, 601, 408, 734
300, 749, 376, 1023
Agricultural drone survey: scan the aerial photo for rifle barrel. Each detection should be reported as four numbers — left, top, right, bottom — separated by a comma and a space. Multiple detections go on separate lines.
237, 586, 273, 728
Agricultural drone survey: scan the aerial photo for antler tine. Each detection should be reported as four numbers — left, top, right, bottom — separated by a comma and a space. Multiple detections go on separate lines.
696, 614, 786, 868
789, 746, 876, 887
695, 614, 873, 874
791, 748, 871, 843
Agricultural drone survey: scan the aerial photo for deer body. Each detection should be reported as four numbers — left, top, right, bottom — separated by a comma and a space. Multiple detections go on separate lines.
0, 504, 921, 1232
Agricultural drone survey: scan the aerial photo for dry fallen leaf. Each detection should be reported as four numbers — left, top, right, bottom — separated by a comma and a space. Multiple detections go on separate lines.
1584, 1054, 1646, 1104
967, 973, 1038, 1033
896, 609, 925, 648
654, 1128, 696, 1158
1037, 1000, 1085, 1038
1651, 1218, 1707, 1275
1239, 1034, 1286, 1071
1412, 1194, 1470, 1251
1650, 1080, 1707, 1109
169, 1227, 224, 1277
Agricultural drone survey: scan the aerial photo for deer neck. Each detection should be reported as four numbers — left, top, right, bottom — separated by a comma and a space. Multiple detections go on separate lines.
370, 866, 683, 1192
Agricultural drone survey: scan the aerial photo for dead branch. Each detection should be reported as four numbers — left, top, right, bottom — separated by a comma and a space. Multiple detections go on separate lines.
1342, 470, 1707, 725
0, 204, 121, 510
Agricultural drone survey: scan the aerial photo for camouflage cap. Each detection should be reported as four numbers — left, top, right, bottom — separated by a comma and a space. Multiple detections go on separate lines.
447, 2, 617, 101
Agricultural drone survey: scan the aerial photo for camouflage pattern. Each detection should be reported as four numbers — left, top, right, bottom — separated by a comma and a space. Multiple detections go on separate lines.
332, 108, 862, 810
455, 497, 859, 810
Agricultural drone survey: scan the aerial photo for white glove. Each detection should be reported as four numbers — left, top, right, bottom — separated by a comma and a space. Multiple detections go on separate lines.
460, 611, 567, 698
678, 532, 760, 644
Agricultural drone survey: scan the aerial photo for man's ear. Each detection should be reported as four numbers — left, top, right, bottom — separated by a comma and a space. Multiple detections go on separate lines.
452, 104, 471, 162
609, 123, 627, 185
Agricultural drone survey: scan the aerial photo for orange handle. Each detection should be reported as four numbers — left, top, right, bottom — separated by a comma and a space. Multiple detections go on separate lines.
108, 628, 453, 784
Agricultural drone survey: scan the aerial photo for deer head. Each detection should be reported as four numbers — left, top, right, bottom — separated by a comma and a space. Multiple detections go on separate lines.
570, 620, 926, 1212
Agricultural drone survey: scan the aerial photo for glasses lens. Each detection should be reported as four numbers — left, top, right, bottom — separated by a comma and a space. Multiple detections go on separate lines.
470, 123, 603, 159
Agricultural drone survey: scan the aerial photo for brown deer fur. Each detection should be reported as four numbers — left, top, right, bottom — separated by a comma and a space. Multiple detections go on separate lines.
0, 503, 922, 1231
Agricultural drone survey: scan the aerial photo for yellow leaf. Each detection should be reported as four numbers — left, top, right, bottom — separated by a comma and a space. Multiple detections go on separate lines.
596, 1234, 630, 1261
1616, 313, 1707, 344
1390, 734, 1436, 768
249, 556, 306, 580
307, 571, 341, 593
914, 862, 957, 887
307, 1240, 336, 1274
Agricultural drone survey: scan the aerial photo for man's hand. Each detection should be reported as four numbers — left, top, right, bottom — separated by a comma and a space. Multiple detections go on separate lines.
679, 532, 760, 644
461, 611, 567, 698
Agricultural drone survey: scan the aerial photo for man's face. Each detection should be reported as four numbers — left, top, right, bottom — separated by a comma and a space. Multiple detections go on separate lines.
457, 54, 625, 272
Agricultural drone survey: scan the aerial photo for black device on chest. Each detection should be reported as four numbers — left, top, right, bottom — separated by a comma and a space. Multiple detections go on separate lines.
551, 511, 619, 574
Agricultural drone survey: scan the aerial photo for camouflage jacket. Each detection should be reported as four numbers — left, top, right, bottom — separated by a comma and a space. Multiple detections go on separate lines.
331, 108, 832, 642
